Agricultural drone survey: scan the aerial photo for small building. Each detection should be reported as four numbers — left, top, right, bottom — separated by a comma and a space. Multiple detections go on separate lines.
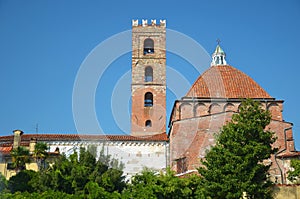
0, 130, 168, 180
0, 130, 60, 179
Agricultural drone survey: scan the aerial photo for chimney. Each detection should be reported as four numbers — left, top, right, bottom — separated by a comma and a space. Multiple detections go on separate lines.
13, 130, 24, 149
29, 138, 37, 154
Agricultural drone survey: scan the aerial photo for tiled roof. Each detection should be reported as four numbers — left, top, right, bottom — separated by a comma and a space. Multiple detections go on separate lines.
276, 151, 300, 158
186, 65, 272, 99
0, 146, 12, 155
0, 132, 168, 143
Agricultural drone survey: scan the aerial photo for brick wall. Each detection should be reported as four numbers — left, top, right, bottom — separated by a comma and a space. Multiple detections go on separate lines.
169, 98, 298, 183
131, 21, 166, 136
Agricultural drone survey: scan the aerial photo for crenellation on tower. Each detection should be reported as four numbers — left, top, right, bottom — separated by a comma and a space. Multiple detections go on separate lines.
142, 19, 148, 26
132, 19, 166, 27
132, 19, 138, 26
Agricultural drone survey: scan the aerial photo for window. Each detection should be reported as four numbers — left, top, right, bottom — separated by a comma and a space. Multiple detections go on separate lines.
216, 57, 220, 64
145, 120, 152, 127
7, 162, 15, 170
144, 92, 153, 107
176, 157, 187, 174
145, 66, 153, 82
144, 38, 154, 54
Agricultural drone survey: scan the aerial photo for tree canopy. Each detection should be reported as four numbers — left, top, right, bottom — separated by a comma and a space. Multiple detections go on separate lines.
33, 142, 49, 170
2, 145, 126, 198
198, 99, 277, 198
122, 168, 203, 199
288, 159, 300, 183
10, 146, 30, 173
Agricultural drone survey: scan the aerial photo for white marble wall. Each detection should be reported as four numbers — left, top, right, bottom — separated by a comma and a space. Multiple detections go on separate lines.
47, 140, 168, 180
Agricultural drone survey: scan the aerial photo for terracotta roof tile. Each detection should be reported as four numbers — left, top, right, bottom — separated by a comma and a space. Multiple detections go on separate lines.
276, 151, 300, 158
186, 65, 272, 99
0, 146, 12, 155
0, 133, 168, 143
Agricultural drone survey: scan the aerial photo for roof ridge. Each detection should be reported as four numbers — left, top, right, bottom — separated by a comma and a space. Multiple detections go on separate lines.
0, 132, 168, 142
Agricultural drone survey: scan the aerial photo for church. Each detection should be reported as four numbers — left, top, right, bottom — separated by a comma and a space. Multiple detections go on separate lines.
0, 19, 299, 184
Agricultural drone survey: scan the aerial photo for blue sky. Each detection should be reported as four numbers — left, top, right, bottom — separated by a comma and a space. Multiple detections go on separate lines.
0, 1, 300, 148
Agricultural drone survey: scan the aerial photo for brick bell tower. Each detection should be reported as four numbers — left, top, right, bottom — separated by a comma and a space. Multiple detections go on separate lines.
131, 19, 166, 136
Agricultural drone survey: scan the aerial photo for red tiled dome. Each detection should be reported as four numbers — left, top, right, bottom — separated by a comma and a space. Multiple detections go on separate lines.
186, 65, 272, 99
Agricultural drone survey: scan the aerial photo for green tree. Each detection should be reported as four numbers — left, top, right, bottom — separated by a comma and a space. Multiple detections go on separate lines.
49, 152, 76, 194
98, 168, 125, 193
0, 190, 78, 199
288, 159, 300, 183
33, 142, 49, 170
10, 146, 30, 173
122, 168, 162, 198
31, 153, 75, 194
122, 168, 201, 199
84, 181, 121, 199
29, 145, 125, 195
8, 170, 37, 193
79, 145, 96, 174
0, 173, 8, 193
198, 99, 277, 199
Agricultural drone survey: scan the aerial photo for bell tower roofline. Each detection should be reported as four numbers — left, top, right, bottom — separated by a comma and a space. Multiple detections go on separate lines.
132, 19, 166, 27
211, 41, 227, 66
214, 45, 225, 54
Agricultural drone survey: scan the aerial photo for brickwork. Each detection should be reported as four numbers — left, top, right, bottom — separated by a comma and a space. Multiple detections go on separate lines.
131, 20, 166, 136
170, 110, 233, 172
169, 98, 299, 184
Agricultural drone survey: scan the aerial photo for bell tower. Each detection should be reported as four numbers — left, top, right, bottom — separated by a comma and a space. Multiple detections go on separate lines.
131, 19, 166, 136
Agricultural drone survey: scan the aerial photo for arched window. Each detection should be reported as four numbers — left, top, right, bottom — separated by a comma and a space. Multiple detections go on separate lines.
144, 92, 153, 107
144, 38, 154, 54
145, 120, 152, 127
145, 66, 153, 82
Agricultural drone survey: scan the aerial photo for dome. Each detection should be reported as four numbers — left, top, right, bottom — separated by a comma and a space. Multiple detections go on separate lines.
185, 65, 272, 99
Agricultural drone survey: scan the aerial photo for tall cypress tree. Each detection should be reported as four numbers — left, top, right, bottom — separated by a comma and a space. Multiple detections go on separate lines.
198, 99, 277, 199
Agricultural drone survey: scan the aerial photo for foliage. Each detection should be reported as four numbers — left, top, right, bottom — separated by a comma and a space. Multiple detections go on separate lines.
84, 181, 121, 199
198, 99, 277, 199
122, 168, 204, 199
0, 190, 78, 199
0, 173, 8, 192
288, 159, 300, 183
122, 168, 161, 198
33, 142, 49, 170
8, 170, 37, 193
2, 145, 116, 198
28, 145, 126, 196
10, 146, 30, 172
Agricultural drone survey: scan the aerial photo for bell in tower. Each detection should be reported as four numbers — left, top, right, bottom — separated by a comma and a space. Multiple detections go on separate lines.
144, 38, 154, 54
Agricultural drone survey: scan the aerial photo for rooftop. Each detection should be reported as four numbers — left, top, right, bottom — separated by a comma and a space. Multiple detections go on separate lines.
185, 65, 272, 99
0, 132, 169, 144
